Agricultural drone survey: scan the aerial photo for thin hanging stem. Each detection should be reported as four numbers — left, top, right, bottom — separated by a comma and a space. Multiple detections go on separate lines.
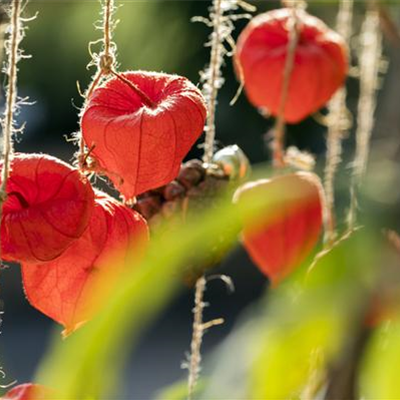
186, 275, 229, 400
187, 277, 207, 400
272, 3, 302, 168
0, 7, 7, 98
348, 8, 382, 229
199, 0, 254, 164
103, 0, 113, 57
110, 69, 156, 108
203, 0, 223, 165
323, 0, 353, 243
189, 3, 252, 397
79, 0, 115, 168
0, 0, 23, 253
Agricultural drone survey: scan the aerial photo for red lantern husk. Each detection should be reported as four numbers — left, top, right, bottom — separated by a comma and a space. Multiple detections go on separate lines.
1, 153, 95, 263
235, 8, 348, 123
1, 384, 53, 400
81, 71, 207, 201
234, 172, 324, 284
21, 190, 149, 334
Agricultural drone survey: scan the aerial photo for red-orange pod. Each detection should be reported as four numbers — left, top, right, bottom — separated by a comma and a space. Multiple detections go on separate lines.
1, 384, 53, 400
21, 190, 149, 334
235, 8, 348, 123
81, 71, 207, 201
1, 153, 94, 263
234, 172, 324, 284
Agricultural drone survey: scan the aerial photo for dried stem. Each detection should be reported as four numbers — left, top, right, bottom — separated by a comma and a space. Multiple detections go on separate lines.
323, 0, 353, 243
78, 0, 115, 168
203, 0, 223, 165
110, 69, 156, 108
0, 0, 23, 255
186, 275, 231, 400
348, 9, 382, 229
187, 276, 207, 400
199, 0, 254, 165
272, 3, 302, 168
103, 0, 113, 57
190, 3, 252, 394
0, 6, 8, 97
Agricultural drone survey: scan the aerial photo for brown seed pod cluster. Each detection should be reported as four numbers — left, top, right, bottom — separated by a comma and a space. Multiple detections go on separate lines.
132, 145, 250, 231
132, 145, 250, 283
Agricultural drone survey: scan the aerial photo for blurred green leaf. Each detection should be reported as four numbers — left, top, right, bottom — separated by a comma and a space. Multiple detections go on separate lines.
35, 164, 301, 399
189, 229, 380, 399
156, 379, 205, 400
249, 230, 378, 399
361, 318, 400, 400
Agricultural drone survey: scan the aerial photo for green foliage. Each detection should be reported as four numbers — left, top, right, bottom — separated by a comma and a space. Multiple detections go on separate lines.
33, 167, 400, 400
34, 167, 281, 399
156, 379, 205, 400
361, 318, 400, 399
179, 230, 381, 400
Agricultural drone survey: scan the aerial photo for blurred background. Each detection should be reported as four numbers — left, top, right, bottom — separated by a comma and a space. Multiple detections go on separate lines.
1, 1, 400, 398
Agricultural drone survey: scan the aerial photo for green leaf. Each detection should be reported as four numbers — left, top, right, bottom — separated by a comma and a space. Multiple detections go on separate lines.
156, 379, 206, 400
361, 318, 400, 400
35, 166, 295, 399
248, 230, 378, 399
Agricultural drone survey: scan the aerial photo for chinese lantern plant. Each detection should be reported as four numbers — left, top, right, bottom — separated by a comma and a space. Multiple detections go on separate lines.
22, 190, 149, 335
235, 8, 348, 123
81, 71, 207, 202
0, 384, 53, 400
0, 153, 149, 334
234, 172, 325, 284
0, 153, 94, 263
133, 145, 250, 229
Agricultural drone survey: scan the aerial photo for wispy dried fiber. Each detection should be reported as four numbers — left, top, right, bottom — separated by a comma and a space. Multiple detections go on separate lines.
323, 0, 353, 242
348, 9, 383, 228
195, 0, 254, 164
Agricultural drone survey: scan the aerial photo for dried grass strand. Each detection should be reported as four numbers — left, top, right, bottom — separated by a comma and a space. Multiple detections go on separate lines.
323, 0, 353, 243
78, 0, 115, 168
186, 275, 233, 400
200, 0, 254, 164
187, 276, 207, 400
348, 9, 383, 229
203, 0, 223, 165
0, 0, 23, 254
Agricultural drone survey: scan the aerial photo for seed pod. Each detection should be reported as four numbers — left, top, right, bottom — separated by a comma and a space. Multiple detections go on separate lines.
234, 172, 324, 284
21, 191, 149, 334
0, 153, 94, 263
163, 180, 186, 201
162, 200, 179, 219
1, 384, 54, 400
134, 195, 163, 220
81, 71, 207, 201
212, 145, 250, 181
177, 159, 205, 189
235, 8, 348, 123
